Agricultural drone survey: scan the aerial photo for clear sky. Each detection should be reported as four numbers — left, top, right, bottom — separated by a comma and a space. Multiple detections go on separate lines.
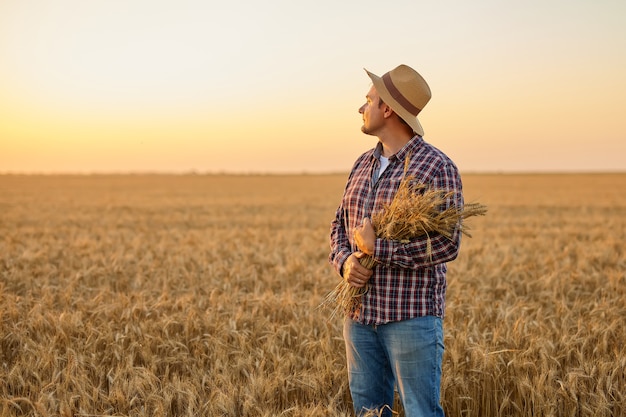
1, 0, 625, 174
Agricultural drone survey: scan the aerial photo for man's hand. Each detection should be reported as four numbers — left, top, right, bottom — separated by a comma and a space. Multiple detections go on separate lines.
343, 252, 373, 288
354, 217, 376, 256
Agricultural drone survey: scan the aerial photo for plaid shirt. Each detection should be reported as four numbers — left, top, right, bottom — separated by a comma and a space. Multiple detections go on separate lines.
329, 135, 463, 325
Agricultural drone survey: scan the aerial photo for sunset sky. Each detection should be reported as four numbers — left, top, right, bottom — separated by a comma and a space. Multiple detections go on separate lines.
1, 0, 625, 174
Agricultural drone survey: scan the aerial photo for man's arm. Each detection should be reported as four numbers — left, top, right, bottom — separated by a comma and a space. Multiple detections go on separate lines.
329, 205, 352, 276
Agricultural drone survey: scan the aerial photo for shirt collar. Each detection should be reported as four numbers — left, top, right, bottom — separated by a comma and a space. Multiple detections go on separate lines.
371, 135, 423, 163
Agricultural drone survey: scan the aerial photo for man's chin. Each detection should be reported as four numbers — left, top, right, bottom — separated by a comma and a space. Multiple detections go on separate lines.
361, 126, 373, 135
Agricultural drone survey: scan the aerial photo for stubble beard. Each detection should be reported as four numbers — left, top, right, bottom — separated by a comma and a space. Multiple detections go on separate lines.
361, 124, 376, 136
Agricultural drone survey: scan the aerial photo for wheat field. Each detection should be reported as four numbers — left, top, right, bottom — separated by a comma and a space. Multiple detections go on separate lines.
0, 173, 624, 417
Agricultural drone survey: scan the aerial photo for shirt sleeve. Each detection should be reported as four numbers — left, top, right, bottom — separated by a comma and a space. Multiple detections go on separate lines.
373, 162, 464, 269
329, 204, 352, 276
329, 163, 359, 277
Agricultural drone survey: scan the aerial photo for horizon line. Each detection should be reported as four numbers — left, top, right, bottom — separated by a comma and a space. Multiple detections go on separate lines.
1, 169, 625, 176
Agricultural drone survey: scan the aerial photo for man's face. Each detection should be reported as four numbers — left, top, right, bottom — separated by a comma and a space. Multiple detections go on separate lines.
358, 85, 385, 136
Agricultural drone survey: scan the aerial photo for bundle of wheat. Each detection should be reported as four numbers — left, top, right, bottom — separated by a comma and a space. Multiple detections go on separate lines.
324, 169, 487, 319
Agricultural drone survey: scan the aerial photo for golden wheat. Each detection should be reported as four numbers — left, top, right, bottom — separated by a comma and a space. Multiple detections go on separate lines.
0, 173, 624, 417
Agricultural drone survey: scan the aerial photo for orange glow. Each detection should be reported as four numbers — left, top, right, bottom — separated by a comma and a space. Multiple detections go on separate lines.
1, 1, 625, 173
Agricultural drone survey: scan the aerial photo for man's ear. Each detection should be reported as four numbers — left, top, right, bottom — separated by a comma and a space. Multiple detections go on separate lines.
382, 105, 394, 119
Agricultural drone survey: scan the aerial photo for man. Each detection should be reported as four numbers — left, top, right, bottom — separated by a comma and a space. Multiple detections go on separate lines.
329, 64, 463, 417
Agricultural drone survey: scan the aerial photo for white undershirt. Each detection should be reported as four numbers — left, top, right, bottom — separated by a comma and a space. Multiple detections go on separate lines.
379, 155, 390, 177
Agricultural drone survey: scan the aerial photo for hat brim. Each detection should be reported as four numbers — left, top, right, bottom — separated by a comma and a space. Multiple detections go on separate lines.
365, 69, 424, 137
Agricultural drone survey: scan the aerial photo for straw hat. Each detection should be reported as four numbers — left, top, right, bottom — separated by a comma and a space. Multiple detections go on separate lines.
365, 65, 431, 136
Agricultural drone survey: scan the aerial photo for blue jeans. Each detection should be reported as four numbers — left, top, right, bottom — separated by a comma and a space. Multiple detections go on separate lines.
343, 316, 445, 417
